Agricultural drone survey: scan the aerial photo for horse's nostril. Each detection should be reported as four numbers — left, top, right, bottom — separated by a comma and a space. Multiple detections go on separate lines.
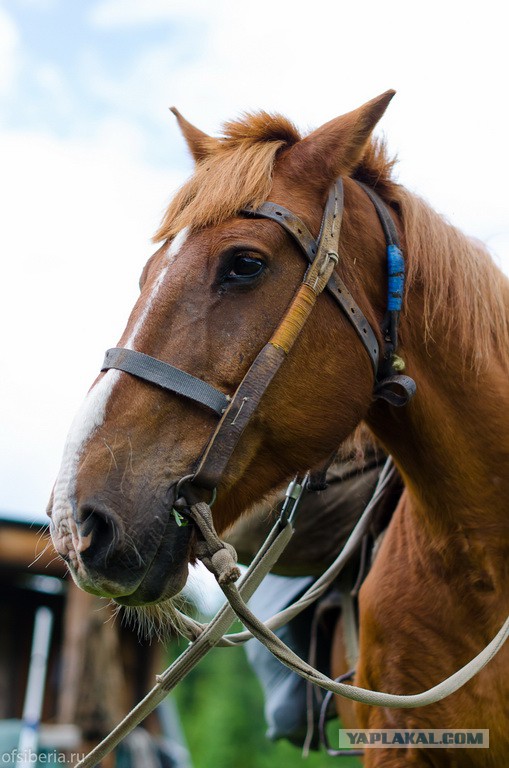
77, 503, 123, 568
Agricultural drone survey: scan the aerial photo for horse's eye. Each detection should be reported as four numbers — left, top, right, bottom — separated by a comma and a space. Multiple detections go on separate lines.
226, 254, 265, 281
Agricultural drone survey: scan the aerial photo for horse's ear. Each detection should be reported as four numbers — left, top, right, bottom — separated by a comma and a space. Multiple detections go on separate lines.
170, 107, 218, 163
285, 90, 395, 185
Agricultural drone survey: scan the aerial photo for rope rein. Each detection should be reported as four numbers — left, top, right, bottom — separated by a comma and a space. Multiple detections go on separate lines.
77, 177, 504, 767
76, 461, 509, 767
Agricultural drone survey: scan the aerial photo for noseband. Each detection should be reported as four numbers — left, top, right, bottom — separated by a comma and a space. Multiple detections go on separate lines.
102, 178, 416, 492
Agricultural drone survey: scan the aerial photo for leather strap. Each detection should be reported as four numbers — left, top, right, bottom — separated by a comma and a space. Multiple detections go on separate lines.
242, 201, 318, 263
354, 182, 416, 403
374, 374, 417, 407
355, 181, 400, 246
192, 344, 286, 489
101, 347, 230, 416
242, 180, 380, 375
192, 180, 347, 490
100, 177, 416, 497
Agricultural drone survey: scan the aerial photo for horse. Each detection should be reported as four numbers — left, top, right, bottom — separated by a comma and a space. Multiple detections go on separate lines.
48, 90, 509, 766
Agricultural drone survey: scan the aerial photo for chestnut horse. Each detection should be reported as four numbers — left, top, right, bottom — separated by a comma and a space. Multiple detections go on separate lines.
48, 91, 509, 766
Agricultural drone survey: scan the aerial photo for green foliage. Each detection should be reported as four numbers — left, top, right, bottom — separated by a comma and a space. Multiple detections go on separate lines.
169, 640, 361, 768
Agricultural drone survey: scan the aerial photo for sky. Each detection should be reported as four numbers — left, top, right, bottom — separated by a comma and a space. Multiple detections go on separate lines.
1, 0, 508, 523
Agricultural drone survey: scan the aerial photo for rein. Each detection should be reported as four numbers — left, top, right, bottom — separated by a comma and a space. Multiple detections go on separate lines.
74, 178, 509, 767
86, 178, 509, 761
75, 462, 509, 767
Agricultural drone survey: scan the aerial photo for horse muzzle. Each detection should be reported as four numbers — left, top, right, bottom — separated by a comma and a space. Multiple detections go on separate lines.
48, 488, 194, 604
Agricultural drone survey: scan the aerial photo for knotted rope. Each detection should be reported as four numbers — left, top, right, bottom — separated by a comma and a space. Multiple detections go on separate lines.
186, 501, 241, 585
76, 465, 509, 766
186, 497, 509, 709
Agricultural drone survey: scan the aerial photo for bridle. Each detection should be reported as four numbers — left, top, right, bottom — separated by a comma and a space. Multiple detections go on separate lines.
101, 177, 416, 497
78, 179, 509, 768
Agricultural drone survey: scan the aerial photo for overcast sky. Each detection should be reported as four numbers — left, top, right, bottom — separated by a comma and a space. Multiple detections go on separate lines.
1, 0, 508, 522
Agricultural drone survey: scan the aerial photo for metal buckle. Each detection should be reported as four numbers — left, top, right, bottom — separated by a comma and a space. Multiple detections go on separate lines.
172, 474, 217, 526
278, 472, 309, 526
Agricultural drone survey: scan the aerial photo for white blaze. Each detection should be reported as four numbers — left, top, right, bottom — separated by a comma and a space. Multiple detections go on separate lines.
51, 229, 189, 531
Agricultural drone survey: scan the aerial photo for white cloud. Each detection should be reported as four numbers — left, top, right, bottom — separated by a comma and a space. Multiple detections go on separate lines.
0, 128, 183, 517
2, 0, 509, 522
81, 45, 195, 120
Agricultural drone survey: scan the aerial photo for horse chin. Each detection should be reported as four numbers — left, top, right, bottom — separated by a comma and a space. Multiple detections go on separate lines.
67, 551, 190, 605
115, 592, 192, 643
113, 521, 194, 606
113, 558, 190, 607
110, 542, 195, 642
65, 511, 194, 606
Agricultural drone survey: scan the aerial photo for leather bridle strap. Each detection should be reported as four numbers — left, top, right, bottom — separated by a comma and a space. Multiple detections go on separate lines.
101, 177, 416, 492
356, 180, 400, 248
101, 347, 230, 416
241, 189, 380, 375
100, 181, 343, 420
192, 180, 345, 490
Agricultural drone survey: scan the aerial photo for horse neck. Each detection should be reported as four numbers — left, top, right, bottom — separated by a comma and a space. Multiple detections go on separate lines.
366, 234, 509, 553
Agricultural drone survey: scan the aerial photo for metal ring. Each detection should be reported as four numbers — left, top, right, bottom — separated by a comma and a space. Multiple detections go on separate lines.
175, 474, 217, 507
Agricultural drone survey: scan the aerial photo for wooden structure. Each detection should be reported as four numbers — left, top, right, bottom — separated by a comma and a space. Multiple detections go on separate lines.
0, 514, 189, 766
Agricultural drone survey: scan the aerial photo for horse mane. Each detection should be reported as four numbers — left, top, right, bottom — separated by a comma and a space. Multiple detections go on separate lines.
353, 141, 509, 372
397, 189, 509, 371
155, 111, 509, 371
153, 112, 301, 242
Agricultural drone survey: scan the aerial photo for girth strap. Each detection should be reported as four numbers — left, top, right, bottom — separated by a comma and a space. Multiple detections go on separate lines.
101, 347, 230, 415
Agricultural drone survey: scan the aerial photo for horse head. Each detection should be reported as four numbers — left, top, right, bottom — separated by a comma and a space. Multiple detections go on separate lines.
48, 91, 397, 607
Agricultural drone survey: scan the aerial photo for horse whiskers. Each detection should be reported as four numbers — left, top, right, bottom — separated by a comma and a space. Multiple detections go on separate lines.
28, 538, 53, 569
45, 552, 67, 568
35, 524, 51, 547
121, 530, 145, 569
103, 603, 119, 627
102, 438, 118, 475
112, 594, 191, 644
119, 436, 135, 495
